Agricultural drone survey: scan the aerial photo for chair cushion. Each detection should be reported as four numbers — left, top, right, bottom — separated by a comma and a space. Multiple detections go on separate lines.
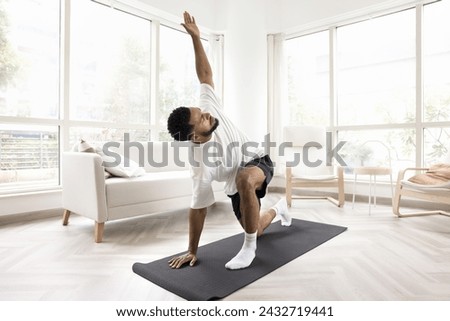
408, 163, 450, 186
293, 174, 337, 181
401, 179, 450, 191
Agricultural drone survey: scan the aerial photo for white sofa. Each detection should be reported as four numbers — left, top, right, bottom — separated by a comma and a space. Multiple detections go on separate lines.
62, 141, 224, 242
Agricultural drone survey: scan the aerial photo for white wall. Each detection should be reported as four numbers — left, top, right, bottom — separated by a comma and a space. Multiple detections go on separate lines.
218, 0, 275, 142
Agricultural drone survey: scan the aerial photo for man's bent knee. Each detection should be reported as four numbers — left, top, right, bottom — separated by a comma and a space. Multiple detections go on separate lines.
236, 178, 254, 194
236, 168, 264, 193
236, 171, 255, 192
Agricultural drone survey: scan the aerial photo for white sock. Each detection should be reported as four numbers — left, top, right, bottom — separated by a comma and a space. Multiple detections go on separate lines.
271, 198, 292, 226
225, 232, 257, 270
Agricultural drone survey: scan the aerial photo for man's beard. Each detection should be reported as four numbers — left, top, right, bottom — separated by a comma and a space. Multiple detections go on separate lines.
203, 118, 219, 137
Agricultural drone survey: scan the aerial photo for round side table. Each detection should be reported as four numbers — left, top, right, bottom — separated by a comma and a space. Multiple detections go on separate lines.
352, 166, 393, 214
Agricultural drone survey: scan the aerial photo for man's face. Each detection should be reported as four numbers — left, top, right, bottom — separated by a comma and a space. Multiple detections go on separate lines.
188, 107, 219, 144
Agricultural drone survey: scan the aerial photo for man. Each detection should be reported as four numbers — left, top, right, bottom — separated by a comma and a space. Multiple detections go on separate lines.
167, 11, 290, 270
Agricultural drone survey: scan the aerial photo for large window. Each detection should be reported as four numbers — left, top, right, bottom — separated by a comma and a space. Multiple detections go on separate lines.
286, 31, 329, 126
0, 0, 60, 119
0, 0, 217, 193
336, 9, 416, 126
336, 9, 416, 177
423, 0, 450, 165
285, 1, 449, 180
0, 0, 60, 191
70, 0, 151, 143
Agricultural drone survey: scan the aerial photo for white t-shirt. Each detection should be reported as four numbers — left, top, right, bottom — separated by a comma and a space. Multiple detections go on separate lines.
189, 84, 265, 209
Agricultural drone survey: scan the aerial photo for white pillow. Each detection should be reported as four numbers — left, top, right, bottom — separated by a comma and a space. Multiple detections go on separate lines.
72, 139, 95, 152
101, 153, 145, 178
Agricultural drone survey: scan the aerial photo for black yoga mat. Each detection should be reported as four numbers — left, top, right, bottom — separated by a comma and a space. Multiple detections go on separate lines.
132, 219, 347, 301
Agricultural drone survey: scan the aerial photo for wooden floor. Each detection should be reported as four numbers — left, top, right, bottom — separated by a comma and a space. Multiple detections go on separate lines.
1, 193, 449, 301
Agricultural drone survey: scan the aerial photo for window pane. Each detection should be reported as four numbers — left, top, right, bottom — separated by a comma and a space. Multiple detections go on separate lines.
338, 129, 415, 179
69, 127, 150, 148
286, 31, 329, 126
423, 127, 450, 166
0, 125, 59, 191
423, 0, 450, 122
70, 0, 151, 124
337, 10, 416, 126
0, 0, 60, 118
159, 25, 208, 138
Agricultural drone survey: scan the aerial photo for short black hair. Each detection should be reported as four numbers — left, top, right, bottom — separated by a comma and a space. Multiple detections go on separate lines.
167, 107, 193, 141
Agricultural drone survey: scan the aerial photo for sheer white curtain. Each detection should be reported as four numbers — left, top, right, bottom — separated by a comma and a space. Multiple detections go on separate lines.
267, 33, 287, 174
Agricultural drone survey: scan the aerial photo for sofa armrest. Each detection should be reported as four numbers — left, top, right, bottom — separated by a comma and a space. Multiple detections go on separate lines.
62, 152, 108, 222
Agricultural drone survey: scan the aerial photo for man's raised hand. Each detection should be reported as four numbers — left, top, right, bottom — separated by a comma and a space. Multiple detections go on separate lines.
181, 11, 200, 38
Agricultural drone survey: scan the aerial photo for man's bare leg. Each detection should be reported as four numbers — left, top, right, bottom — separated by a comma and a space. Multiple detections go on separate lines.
225, 167, 292, 270
225, 167, 264, 270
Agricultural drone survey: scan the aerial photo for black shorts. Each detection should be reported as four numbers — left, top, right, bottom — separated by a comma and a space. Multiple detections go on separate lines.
228, 154, 274, 220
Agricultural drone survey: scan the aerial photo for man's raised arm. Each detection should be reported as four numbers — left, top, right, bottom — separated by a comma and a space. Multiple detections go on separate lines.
181, 11, 214, 88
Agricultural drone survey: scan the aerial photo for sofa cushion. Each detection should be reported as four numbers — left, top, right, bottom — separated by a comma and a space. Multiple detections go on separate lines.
106, 171, 192, 208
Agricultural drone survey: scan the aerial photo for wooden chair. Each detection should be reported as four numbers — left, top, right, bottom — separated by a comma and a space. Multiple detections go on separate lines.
393, 167, 450, 217
283, 126, 345, 207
